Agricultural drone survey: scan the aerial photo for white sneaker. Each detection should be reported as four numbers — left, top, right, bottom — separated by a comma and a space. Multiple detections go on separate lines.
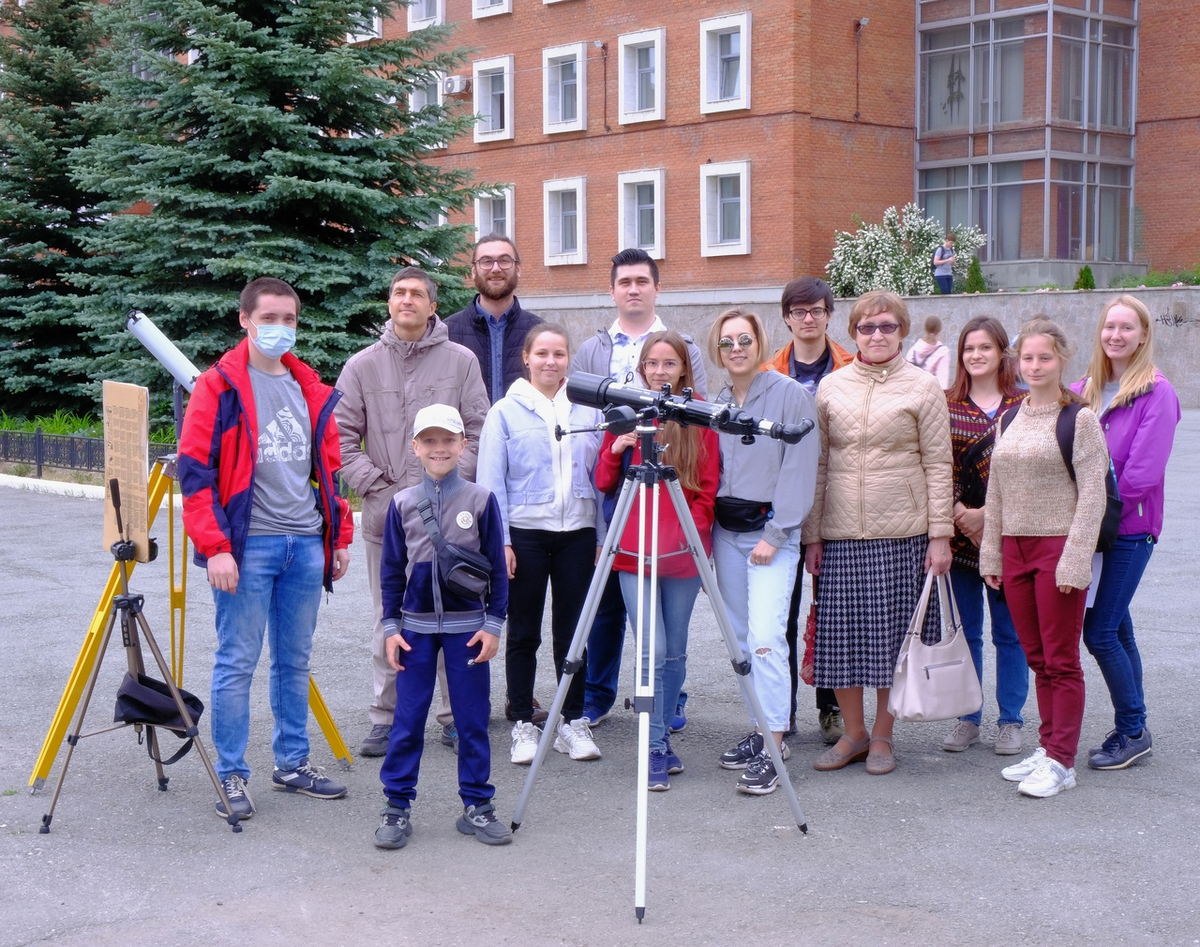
510, 721, 540, 765
553, 717, 602, 761
1001, 746, 1047, 782
1017, 756, 1077, 798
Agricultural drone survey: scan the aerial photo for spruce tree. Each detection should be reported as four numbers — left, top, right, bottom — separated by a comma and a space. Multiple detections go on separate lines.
69, 0, 480, 411
0, 0, 107, 416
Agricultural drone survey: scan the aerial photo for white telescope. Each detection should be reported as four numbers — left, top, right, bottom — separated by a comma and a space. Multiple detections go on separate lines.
125, 310, 202, 394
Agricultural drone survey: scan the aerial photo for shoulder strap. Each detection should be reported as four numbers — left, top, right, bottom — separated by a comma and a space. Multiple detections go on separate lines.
415, 497, 447, 551
999, 404, 1021, 434
1054, 402, 1084, 482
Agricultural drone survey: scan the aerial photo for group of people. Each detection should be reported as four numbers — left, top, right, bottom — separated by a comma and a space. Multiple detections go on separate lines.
176, 237, 1179, 853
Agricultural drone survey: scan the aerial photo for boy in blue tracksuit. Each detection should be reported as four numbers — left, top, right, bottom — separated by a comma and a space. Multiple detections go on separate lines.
373, 404, 511, 848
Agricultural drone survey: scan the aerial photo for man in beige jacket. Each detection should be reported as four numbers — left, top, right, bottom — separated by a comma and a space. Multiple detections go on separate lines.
335, 266, 490, 756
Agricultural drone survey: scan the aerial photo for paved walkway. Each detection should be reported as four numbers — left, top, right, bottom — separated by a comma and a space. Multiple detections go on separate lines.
1, 413, 1198, 947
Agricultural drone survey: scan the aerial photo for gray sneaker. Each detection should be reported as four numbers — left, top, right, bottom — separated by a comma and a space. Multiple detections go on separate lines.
272, 758, 348, 799
441, 724, 459, 754
994, 723, 1023, 756
374, 804, 412, 849
942, 720, 981, 752
359, 724, 391, 757
455, 802, 512, 846
214, 774, 254, 820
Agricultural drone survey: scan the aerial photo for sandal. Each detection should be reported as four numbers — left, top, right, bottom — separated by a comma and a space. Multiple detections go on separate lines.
813, 735, 871, 771
866, 736, 896, 775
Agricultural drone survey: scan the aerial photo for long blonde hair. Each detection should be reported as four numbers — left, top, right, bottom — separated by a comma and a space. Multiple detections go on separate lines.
1015, 318, 1084, 408
1080, 295, 1158, 413
637, 331, 706, 491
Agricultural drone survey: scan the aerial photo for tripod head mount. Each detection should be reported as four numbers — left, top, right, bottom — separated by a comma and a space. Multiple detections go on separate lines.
108, 478, 159, 564
566, 373, 814, 445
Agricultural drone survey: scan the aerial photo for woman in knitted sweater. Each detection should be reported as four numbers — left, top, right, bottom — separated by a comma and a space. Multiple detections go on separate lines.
980, 319, 1108, 799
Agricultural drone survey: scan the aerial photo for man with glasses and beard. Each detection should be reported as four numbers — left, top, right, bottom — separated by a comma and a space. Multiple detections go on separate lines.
445, 234, 543, 405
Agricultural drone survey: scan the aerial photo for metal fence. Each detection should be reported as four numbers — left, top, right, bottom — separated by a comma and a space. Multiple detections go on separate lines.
0, 429, 176, 478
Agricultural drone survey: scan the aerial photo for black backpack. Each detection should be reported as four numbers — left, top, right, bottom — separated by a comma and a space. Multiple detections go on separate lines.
1000, 402, 1122, 552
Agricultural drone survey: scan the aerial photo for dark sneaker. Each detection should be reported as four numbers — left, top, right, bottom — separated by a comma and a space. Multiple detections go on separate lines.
456, 802, 512, 846
648, 750, 670, 791
359, 724, 391, 758
441, 724, 459, 754
819, 708, 846, 745
214, 774, 254, 820
663, 738, 684, 775
1088, 729, 1122, 762
505, 698, 549, 725
271, 758, 348, 799
1088, 729, 1153, 770
719, 731, 764, 770
580, 705, 613, 727
374, 804, 412, 849
736, 750, 781, 795
669, 693, 688, 733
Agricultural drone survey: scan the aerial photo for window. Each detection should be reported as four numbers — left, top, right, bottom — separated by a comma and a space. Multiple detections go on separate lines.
346, 15, 383, 44
618, 28, 665, 124
473, 0, 510, 18
473, 56, 514, 142
407, 0, 442, 31
700, 13, 751, 113
543, 43, 587, 134
475, 186, 515, 240
543, 177, 587, 266
407, 73, 444, 145
699, 161, 750, 256
617, 169, 665, 259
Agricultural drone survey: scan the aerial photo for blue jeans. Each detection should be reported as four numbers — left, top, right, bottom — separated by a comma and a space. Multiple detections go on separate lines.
1082, 534, 1154, 736
582, 570, 629, 715
712, 525, 800, 734
949, 565, 1029, 727
380, 630, 494, 809
935, 275, 953, 295
210, 534, 324, 780
619, 572, 702, 753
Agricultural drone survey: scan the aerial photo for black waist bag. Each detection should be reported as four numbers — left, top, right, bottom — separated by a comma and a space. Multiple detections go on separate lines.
715, 498, 773, 533
416, 498, 491, 599
113, 671, 205, 765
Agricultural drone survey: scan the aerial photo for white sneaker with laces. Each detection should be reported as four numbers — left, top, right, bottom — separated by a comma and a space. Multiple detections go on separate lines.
1001, 746, 1047, 782
553, 717, 602, 761
1017, 756, 1076, 798
510, 720, 540, 765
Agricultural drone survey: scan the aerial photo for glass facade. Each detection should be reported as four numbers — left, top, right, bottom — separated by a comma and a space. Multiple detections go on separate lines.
917, 1, 1136, 263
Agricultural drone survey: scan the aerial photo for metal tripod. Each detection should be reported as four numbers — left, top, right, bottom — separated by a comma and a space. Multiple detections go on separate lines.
509, 411, 808, 921
39, 480, 242, 834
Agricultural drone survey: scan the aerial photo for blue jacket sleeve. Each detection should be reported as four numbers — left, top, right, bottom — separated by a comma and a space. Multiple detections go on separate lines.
380, 498, 409, 634
479, 493, 509, 635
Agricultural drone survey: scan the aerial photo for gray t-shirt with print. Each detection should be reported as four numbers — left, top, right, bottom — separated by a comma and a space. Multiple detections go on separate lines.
248, 366, 323, 536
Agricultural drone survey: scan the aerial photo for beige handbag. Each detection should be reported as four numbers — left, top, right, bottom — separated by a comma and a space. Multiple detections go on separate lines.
888, 572, 983, 723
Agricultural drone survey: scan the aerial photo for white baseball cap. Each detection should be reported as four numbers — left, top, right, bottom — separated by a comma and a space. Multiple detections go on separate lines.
412, 404, 465, 438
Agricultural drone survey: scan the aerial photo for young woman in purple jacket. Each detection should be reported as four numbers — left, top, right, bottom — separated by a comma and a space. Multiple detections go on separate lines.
1073, 295, 1180, 771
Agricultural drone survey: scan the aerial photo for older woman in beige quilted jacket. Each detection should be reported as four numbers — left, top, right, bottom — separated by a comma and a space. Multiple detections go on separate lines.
802, 290, 954, 776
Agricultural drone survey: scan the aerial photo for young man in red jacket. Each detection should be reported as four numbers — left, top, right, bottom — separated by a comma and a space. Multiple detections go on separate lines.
179, 277, 353, 821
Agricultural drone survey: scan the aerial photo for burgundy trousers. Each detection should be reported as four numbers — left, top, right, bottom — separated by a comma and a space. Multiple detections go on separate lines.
1001, 535, 1087, 769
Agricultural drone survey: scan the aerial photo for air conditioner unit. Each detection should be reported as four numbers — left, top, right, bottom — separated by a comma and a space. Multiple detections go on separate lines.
443, 75, 471, 96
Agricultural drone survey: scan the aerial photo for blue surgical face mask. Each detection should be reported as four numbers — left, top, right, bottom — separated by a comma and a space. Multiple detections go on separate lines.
250, 321, 296, 360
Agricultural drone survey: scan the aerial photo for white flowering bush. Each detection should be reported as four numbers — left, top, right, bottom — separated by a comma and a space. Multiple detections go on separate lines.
825, 203, 986, 297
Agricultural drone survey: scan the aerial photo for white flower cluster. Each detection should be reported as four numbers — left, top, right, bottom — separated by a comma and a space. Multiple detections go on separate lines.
825, 203, 986, 297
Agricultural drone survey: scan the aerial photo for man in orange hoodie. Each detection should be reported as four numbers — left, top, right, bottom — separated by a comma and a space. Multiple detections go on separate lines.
760, 276, 852, 744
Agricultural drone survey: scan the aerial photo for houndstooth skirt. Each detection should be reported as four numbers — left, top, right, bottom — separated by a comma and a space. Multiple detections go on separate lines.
813, 535, 942, 690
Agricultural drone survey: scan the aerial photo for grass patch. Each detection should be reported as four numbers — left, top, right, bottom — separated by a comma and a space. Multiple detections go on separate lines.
0, 411, 175, 442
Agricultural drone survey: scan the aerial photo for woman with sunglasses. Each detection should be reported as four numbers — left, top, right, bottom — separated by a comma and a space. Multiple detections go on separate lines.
804, 290, 954, 776
594, 331, 719, 791
706, 308, 819, 796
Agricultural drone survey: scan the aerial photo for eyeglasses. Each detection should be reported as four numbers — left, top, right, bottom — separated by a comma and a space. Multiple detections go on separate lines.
473, 256, 516, 271
717, 333, 756, 351
641, 359, 681, 373
786, 306, 828, 321
855, 322, 901, 336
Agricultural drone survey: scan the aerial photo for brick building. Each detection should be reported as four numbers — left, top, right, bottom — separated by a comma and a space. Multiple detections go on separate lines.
378, 0, 1188, 293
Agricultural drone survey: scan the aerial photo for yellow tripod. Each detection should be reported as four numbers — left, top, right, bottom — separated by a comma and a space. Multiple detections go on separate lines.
30, 459, 354, 791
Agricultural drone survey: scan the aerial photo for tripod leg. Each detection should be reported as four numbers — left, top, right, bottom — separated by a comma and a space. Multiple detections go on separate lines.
309, 676, 353, 770
509, 475, 639, 831
666, 480, 809, 833
632, 480, 661, 922
120, 605, 170, 791
136, 611, 243, 833
39, 608, 120, 833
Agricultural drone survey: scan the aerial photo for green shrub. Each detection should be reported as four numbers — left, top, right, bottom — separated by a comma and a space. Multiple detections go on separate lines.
1074, 265, 1096, 290
963, 256, 987, 293
1108, 267, 1200, 289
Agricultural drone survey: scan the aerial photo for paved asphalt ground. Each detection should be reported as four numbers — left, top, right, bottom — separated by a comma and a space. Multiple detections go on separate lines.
2, 413, 1198, 947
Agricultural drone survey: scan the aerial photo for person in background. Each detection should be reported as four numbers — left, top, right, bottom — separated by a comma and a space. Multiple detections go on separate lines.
933, 234, 957, 295
941, 317, 1029, 756
907, 315, 952, 389
1073, 296, 1180, 771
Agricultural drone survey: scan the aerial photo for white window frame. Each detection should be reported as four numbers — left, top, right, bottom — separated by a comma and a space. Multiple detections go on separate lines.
700, 13, 751, 114
346, 15, 384, 44
699, 161, 750, 256
472, 55, 514, 143
543, 43, 587, 134
475, 185, 515, 241
473, 0, 511, 19
617, 169, 665, 260
407, 0, 443, 31
618, 28, 666, 124
543, 177, 587, 266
